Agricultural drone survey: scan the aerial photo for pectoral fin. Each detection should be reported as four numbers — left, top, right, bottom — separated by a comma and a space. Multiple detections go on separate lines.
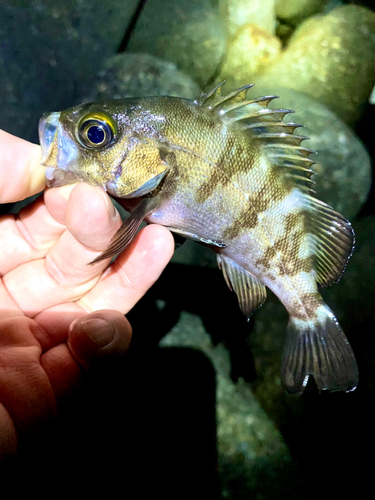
91, 197, 159, 264
217, 255, 266, 319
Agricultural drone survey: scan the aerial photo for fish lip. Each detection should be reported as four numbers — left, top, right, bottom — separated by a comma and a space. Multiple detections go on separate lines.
39, 112, 61, 166
44, 167, 81, 188
39, 111, 80, 188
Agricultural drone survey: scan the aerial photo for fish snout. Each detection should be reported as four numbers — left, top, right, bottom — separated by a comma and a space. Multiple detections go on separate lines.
39, 112, 60, 166
39, 111, 81, 187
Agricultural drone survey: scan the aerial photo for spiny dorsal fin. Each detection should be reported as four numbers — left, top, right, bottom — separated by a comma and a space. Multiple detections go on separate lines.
217, 254, 267, 319
200, 81, 317, 194
304, 195, 355, 286
200, 83, 354, 287
199, 81, 254, 110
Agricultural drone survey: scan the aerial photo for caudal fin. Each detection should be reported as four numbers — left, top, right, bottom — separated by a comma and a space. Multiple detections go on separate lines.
281, 305, 358, 394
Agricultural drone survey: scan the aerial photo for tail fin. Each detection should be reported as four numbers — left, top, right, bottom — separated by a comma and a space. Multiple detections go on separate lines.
281, 305, 358, 394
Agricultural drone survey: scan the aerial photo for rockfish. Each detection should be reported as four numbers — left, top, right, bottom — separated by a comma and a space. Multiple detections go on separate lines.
39, 82, 358, 394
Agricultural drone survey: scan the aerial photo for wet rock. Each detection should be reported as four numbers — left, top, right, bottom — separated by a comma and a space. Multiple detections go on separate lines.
219, 24, 282, 90
256, 5, 375, 124
219, 0, 277, 36
0, 0, 138, 142
160, 311, 301, 499
82, 53, 200, 102
275, 0, 330, 26
127, 0, 226, 86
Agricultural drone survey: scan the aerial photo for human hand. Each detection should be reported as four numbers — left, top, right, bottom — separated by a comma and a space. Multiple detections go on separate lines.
0, 130, 174, 458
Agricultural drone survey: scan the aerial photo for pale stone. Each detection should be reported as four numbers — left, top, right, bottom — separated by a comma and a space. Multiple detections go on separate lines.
219, 24, 282, 89
219, 0, 277, 35
256, 5, 375, 124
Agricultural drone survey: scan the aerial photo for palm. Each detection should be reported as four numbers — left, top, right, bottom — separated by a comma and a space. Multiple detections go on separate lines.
0, 130, 174, 454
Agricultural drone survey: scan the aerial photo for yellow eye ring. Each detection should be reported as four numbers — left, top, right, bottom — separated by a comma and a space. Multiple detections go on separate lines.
78, 112, 117, 149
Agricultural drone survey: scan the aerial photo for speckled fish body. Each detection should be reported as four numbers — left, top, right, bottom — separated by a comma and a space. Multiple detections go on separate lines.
39, 83, 358, 394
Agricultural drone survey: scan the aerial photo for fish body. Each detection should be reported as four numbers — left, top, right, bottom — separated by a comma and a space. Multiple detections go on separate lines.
39, 83, 358, 394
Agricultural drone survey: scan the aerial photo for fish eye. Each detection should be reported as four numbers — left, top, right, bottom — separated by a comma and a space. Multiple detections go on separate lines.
78, 112, 117, 149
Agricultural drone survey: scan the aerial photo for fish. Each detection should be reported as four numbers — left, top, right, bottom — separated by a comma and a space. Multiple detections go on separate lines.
38, 82, 358, 395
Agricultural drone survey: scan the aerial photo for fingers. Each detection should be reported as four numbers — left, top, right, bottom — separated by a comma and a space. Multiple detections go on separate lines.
68, 310, 132, 366
0, 130, 44, 203
3, 184, 122, 316
39, 310, 132, 401
0, 317, 56, 434
0, 183, 119, 276
78, 224, 174, 314
0, 195, 65, 276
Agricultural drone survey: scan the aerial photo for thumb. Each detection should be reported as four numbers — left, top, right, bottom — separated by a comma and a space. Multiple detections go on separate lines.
68, 310, 132, 368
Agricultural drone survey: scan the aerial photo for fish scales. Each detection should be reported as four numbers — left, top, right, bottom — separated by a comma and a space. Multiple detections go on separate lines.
39, 82, 358, 395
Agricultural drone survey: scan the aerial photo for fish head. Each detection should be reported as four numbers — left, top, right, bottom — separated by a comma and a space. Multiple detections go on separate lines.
39, 100, 169, 198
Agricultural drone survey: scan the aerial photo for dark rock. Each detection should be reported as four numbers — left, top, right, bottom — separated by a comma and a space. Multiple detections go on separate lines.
0, 0, 138, 142
160, 310, 302, 500
81, 53, 199, 102
127, 0, 226, 85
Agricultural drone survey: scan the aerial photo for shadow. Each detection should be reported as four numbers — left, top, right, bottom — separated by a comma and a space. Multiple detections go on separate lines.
2, 342, 218, 499
127, 262, 257, 384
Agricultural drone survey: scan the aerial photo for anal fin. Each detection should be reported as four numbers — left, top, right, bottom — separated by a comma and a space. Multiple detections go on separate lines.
217, 254, 266, 319
91, 197, 158, 264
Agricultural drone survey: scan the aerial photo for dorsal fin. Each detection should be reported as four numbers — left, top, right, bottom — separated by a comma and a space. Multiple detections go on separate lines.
199, 82, 317, 195
199, 82, 354, 285
199, 81, 254, 110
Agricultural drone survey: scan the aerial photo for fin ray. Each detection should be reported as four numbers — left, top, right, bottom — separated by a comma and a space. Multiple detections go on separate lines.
282, 305, 358, 394
217, 254, 266, 319
90, 197, 158, 264
304, 195, 354, 286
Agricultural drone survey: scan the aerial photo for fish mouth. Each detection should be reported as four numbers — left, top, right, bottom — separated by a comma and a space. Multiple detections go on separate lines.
39, 112, 60, 165
39, 112, 80, 187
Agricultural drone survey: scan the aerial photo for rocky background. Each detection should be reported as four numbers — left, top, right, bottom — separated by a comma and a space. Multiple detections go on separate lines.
1, 0, 375, 498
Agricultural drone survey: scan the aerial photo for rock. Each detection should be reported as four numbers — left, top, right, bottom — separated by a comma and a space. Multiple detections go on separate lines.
219, 0, 277, 36
255, 5, 375, 124
275, 0, 330, 25
370, 85, 375, 105
219, 24, 282, 90
251, 85, 371, 220
127, 0, 226, 86
0, 0, 138, 142
160, 311, 302, 499
81, 53, 200, 102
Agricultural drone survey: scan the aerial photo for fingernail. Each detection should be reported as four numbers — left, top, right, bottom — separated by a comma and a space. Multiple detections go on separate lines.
80, 317, 115, 348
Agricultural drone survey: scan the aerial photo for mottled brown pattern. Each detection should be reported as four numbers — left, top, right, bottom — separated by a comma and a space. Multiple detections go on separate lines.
193, 134, 247, 204
284, 212, 301, 233
195, 168, 224, 204
222, 205, 259, 239
289, 292, 321, 320
255, 209, 313, 278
